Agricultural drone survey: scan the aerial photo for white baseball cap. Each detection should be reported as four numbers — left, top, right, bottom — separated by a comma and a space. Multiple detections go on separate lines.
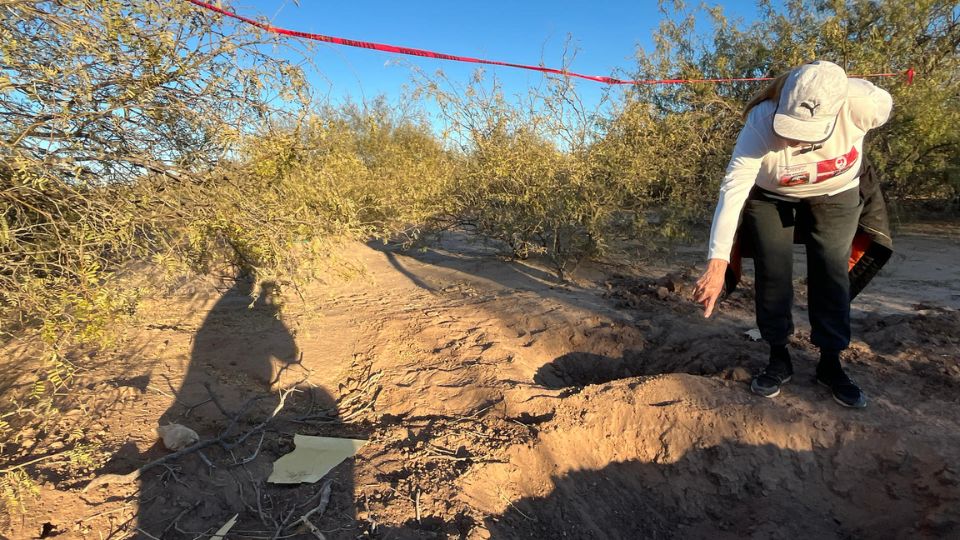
772, 60, 849, 143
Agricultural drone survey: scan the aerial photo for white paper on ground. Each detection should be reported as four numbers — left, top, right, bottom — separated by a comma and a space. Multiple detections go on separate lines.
211, 513, 238, 539
744, 329, 763, 342
267, 434, 367, 484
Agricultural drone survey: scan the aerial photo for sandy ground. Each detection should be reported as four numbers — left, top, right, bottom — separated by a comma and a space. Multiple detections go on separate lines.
1, 222, 958, 539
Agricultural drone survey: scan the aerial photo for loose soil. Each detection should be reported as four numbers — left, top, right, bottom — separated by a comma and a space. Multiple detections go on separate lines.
2, 223, 959, 539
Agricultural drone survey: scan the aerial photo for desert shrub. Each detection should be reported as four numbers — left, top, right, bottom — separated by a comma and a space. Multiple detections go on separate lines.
0, 0, 315, 515
420, 71, 629, 278
227, 99, 456, 264
2, 0, 954, 349
305, 100, 457, 241
0, 0, 309, 345
590, 91, 741, 238
626, 0, 960, 208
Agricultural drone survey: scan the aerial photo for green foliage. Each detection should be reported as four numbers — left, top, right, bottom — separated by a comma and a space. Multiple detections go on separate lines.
408, 0, 958, 276
65, 443, 99, 470
288, 100, 456, 241
0, 470, 39, 516
631, 0, 960, 203
418, 70, 628, 278
3, 0, 955, 342
0, 0, 308, 344
203, 99, 456, 284
0, 3, 315, 510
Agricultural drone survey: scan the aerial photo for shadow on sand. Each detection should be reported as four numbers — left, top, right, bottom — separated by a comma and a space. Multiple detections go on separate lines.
120, 278, 364, 538
483, 439, 956, 539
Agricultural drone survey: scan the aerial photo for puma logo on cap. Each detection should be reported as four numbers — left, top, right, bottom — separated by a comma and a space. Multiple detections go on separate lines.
773, 61, 848, 143
799, 101, 821, 117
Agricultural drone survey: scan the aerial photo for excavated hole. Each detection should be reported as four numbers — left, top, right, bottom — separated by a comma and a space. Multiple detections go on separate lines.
534, 351, 651, 389
534, 339, 761, 389
531, 272, 768, 389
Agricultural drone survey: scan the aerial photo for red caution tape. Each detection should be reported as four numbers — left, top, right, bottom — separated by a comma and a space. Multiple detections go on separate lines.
182, 0, 915, 86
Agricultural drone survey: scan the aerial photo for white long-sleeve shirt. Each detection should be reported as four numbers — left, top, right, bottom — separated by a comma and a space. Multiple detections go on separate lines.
707, 78, 893, 261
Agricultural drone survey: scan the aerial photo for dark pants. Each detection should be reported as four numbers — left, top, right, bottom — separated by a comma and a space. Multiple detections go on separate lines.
743, 187, 862, 352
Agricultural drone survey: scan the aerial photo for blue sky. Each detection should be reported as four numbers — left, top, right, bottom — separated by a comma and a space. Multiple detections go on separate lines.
236, 1, 765, 114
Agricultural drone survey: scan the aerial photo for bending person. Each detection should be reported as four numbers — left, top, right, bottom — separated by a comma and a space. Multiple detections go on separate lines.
694, 60, 892, 408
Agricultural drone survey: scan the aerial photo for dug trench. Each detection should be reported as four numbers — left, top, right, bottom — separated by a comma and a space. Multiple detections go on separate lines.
3, 229, 959, 539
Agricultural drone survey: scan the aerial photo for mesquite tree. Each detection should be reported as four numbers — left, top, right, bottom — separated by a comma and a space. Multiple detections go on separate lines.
0, 0, 307, 341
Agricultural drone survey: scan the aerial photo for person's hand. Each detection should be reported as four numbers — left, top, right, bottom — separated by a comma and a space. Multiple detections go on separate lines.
694, 258, 729, 318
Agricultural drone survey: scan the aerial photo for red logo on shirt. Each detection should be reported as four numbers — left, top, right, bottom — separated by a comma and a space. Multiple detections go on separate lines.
815, 147, 858, 183
781, 172, 810, 186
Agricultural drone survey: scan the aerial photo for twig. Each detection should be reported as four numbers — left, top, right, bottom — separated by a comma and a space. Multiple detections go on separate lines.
337, 372, 382, 408
301, 479, 333, 522
205, 382, 268, 437
289, 407, 338, 423
203, 381, 233, 417
226, 386, 298, 450
415, 488, 422, 523
162, 501, 200, 537
220, 395, 265, 437
298, 519, 327, 539
231, 432, 265, 467
272, 506, 298, 540
421, 443, 503, 463
339, 389, 379, 422
150, 386, 217, 416
146, 385, 175, 398
453, 403, 496, 422
197, 450, 216, 469
254, 480, 270, 527
0, 449, 71, 473
291, 480, 330, 513
183, 397, 213, 416
498, 489, 533, 521
82, 437, 220, 492
295, 479, 332, 539
160, 464, 188, 487
83, 385, 299, 492
135, 528, 162, 540
79, 502, 133, 521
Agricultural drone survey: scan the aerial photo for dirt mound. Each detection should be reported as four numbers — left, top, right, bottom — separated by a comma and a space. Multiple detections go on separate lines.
463, 376, 960, 539
859, 306, 960, 355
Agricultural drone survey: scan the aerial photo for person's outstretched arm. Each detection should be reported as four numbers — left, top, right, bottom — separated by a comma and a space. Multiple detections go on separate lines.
695, 105, 773, 317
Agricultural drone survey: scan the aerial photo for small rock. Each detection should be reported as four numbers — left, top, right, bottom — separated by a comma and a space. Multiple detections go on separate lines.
656, 287, 670, 300
157, 423, 199, 451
